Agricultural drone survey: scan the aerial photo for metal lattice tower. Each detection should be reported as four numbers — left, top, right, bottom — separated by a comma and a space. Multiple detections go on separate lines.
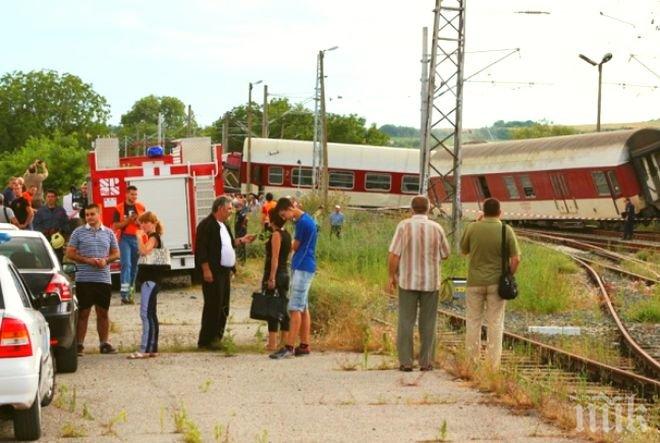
420, 0, 466, 251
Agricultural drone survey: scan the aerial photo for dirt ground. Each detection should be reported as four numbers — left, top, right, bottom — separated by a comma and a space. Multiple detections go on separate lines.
0, 279, 582, 442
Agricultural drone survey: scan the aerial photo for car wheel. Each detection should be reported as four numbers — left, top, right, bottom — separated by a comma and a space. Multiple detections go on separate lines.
13, 387, 41, 441
41, 351, 56, 407
55, 336, 78, 373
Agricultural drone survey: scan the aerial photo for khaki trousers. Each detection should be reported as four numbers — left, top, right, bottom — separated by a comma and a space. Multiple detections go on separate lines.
397, 288, 439, 368
465, 284, 506, 369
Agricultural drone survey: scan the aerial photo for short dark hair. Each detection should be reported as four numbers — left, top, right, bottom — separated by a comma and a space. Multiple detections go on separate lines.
45, 189, 57, 197
28, 166, 36, 173
411, 195, 429, 214
126, 185, 138, 192
211, 196, 232, 213
85, 203, 100, 213
265, 192, 274, 201
483, 198, 500, 217
275, 197, 293, 212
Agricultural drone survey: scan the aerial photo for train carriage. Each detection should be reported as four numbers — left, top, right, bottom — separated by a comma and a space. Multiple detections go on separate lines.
430, 128, 660, 221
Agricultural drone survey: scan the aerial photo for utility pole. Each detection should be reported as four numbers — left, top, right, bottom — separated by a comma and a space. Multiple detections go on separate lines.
262, 84, 269, 138
419, 27, 429, 181
187, 105, 192, 137
319, 50, 329, 205
312, 56, 321, 190
579, 53, 612, 132
246, 80, 263, 193
421, 0, 466, 252
157, 112, 163, 147
222, 112, 229, 156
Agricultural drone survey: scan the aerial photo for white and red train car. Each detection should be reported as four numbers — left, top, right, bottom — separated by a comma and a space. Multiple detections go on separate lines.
430, 128, 660, 221
88, 137, 225, 272
242, 138, 420, 207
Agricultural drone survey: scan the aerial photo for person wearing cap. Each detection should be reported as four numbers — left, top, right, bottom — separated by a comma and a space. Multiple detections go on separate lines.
34, 189, 69, 264
329, 205, 345, 238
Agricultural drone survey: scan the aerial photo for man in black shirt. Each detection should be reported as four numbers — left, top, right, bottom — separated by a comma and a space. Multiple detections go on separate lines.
34, 189, 69, 263
10, 181, 33, 230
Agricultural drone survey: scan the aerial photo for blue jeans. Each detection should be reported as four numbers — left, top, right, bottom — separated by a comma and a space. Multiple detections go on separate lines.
119, 235, 139, 299
140, 281, 159, 353
288, 270, 315, 312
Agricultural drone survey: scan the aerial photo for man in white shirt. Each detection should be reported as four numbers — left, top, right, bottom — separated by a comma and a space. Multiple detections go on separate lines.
195, 196, 255, 350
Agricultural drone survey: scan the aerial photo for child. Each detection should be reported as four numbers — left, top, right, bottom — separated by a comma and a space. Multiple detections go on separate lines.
129, 211, 166, 359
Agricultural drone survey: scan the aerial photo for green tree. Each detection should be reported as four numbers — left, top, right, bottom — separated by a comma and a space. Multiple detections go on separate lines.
119, 95, 195, 143
365, 124, 390, 146
509, 123, 577, 139
0, 70, 110, 152
0, 133, 88, 196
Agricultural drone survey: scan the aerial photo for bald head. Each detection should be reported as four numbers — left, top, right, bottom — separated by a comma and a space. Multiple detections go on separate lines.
411, 195, 429, 214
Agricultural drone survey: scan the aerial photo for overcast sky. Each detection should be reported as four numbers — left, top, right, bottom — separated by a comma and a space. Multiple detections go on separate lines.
3, 0, 658, 130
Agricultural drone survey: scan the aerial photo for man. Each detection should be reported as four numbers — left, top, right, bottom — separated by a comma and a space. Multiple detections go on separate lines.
112, 185, 145, 304
33, 189, 69, 263
329, 205, 345, 238
0, 194, 19, 226
2, 177, 18, 207
195, 196, 255, 349
460, 198, 521, 370
9, 180, 33, 230
66, 204, 120, 355
233, 199, 249, 264
270, 197, 318, 359
23, 160, 49, 208
622, 197, 636, 240
388, 196, 450, 371
261, 192, 276, 231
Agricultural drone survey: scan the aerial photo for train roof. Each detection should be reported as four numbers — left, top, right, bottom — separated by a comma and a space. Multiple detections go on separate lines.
246, 138, 420, 173
431, 128, 660, 175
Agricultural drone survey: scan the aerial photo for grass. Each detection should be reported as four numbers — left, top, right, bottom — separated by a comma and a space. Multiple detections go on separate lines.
625, 286, 660, 323
59, 422, 87, 438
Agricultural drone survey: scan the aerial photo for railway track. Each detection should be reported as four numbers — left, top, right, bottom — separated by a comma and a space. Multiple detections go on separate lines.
515, 227, 660, 254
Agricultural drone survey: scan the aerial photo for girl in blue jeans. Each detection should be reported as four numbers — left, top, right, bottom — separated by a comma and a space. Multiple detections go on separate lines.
128, 212, 166, 359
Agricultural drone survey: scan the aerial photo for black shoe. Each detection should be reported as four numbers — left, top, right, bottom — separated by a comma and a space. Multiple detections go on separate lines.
420, 365, 433, 372
100, 342, 117, 354
399, 365, 413, 372
294, 344, 311, 356
77, 344, 84, 357
269, 346, 294, 359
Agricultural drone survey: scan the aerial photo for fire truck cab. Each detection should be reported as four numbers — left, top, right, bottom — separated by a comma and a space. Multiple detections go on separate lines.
88, 137, 224, 273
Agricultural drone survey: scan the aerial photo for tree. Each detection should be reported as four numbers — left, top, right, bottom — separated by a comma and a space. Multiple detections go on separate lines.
0, 70, 110, 152
119, 95, 196, 143
0, 133, 88, 196
509, 123, 578, 139
365, 124, 390, 146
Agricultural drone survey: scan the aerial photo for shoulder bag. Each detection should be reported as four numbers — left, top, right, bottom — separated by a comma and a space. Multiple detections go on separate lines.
250, 289, 286, 322
498, 223, 518, 300
138, 238, 171, 268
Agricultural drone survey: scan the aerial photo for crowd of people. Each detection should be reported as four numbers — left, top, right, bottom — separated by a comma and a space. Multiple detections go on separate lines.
3, 160, 524, 371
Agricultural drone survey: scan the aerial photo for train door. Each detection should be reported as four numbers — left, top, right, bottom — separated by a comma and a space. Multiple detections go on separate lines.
549, 173, 577, 213
472, 176, 491, 210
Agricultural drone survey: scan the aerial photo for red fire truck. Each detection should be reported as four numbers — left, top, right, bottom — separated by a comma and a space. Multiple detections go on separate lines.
88, 137, 225, 274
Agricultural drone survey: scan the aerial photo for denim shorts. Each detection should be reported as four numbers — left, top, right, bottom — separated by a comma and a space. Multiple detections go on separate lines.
288, 270, 315, 312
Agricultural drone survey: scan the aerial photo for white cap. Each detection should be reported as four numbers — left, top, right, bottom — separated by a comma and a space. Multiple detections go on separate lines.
335, 205, 341, 209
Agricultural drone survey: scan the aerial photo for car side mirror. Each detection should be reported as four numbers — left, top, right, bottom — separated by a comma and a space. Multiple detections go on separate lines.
62, 263, 77, 275
39, 292, 61, 307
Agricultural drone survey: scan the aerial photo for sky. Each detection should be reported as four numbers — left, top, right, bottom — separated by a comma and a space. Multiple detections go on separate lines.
2, 0, 659, 130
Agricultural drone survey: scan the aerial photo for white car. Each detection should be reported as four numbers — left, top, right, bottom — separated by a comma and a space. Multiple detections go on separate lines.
0, 255, 55, 441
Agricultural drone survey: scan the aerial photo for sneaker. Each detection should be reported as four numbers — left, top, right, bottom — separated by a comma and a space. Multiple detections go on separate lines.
399, 364, 413, 372
294, 344, 311, 357
420, 365, 433, 372
269, 346, 294, 359
120, 298, 134, 305
77, 344, 84, 357
100, 342, 118, 354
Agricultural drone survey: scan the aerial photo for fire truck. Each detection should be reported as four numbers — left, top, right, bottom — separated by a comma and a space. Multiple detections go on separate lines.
88, 137, 225, 274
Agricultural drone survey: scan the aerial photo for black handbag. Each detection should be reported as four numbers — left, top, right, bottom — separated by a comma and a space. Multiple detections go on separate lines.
250, 290, 286, 322
498, 223, 518, 300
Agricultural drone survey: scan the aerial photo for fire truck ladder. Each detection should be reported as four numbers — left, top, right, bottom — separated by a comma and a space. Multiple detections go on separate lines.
194, 176, 216, 222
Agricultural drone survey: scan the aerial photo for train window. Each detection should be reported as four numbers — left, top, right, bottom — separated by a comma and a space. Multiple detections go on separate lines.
503, 176, 519, 199
292, 168, 313, 187
401, 175, 420, 194
329, 171, 354, 190
476, 176, 491, 198
519, 175, 536, 198
365, 173, 391, 191
591, 171, 610, 196
268, 166, 284, 185
606, 171, 621, 196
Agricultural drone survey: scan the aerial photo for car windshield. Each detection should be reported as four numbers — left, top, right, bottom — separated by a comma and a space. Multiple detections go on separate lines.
0, 237, 53, 270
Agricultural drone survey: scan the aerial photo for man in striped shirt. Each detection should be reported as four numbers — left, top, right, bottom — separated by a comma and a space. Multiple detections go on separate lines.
388, 195, 450, 371
67, 204, 120, 355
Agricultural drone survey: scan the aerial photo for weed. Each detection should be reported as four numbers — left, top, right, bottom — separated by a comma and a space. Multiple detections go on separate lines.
223, 328, 238, 356
183, 420, 202, 443
214, 423, 230, 443
173, 405, 190, 433
81, 402, 94, 420
109, 321, 121, 333
160, 407, 166, 433
407, 393, 456, 406
60, 422, 87, 438
438, 419, 448, 442
255, 429, 269, 443
368, 394, 391, 405
254, 324, 265, 342
362, 324, 372, 369
101, 409, 127, 436
199, 379, 213, 393
54, 384, 77, 412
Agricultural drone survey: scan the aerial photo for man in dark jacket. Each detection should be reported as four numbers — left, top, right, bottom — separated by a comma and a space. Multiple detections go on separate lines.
622, 197, 636, 240
34, 189, 69, 263
195, 196, 255, 349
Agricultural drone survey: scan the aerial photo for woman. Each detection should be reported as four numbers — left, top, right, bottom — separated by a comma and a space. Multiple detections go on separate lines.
262, 207, 292, 351
129, 211, 165, 359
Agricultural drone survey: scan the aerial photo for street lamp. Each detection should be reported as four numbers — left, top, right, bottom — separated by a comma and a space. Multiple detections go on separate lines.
579, 52, 613, 132
246, 79, 263, 193
318, 46, 338, 206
